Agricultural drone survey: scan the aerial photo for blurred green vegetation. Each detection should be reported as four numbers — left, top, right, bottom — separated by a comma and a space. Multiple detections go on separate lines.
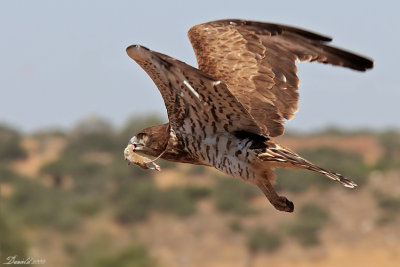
0, 212, 27, 263
213, 177, 261, 215
246, 227, 282, 252
1, 116, 400, 265
284, 203, 330, 247
114, 182, 211, 223
1, 166, 98, 232
228, 220, 244, 233
95, 244, 154, 267
0, 124, 27, 161
376, 130, 400, 170
67, 234, 154, 267
185, 165, 207, 175
375, 191, 400, 225
113, 181, 160, 223
0, 116, 167, 264
156, 187, 197, 217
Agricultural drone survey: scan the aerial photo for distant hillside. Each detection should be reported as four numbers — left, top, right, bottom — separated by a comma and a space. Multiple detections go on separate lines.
1, 117, 400, 267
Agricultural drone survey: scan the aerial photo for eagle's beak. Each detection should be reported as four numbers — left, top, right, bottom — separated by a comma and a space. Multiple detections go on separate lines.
129, 136, 143, 151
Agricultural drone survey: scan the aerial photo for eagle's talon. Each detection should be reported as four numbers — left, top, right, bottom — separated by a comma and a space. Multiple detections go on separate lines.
273, 196, 294, 213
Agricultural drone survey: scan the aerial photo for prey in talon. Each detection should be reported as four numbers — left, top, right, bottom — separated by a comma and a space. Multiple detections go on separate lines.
124, 143, 161, 171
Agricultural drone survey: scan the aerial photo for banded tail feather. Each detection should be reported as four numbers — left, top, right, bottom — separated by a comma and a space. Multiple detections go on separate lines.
258, 143, 357, 188
300, 162, 357, 188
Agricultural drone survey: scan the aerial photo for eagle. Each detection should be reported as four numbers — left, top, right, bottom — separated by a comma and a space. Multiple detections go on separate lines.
124, 19, 373, 212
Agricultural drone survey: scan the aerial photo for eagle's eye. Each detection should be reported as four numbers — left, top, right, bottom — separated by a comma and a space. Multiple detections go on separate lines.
136, 133, 148, 144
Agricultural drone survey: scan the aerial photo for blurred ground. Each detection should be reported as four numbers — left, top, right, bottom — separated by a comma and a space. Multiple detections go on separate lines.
1, 117, 400, 267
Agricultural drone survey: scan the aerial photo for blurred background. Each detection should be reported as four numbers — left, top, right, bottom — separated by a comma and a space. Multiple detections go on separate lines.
1, 1, 400, 266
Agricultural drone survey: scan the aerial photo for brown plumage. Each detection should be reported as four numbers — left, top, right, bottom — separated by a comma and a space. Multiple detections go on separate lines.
125, 19, 373, 212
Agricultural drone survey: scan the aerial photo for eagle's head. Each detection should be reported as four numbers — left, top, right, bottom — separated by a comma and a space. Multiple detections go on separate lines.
129, 123, 169, 158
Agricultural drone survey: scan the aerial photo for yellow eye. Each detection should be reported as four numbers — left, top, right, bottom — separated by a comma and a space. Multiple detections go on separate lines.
137, 133, 146, 142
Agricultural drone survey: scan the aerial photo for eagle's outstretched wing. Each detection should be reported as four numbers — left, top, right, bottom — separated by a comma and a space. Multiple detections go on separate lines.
126, 45, 267, 138
188, 19, 373, 137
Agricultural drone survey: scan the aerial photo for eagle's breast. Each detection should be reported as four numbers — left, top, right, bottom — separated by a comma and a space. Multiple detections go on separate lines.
178, 126, 259, 181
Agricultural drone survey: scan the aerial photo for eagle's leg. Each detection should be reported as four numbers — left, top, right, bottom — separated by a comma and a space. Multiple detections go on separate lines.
257, 181, 294, 212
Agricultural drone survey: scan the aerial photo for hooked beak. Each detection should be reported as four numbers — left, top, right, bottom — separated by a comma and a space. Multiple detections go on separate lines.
129, 136, 143, 151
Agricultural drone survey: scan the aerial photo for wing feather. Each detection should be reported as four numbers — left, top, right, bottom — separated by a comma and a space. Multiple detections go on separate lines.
188, 19, 373, 136
126, 45, 267, 138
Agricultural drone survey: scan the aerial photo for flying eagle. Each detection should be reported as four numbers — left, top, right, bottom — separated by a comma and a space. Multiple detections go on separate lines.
124, 19, 373, 212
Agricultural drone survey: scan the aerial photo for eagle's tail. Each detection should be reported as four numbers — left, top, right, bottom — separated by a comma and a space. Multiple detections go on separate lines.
258, 142, 357, 188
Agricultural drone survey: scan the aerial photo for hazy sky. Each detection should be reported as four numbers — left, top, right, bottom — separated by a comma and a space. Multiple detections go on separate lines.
1, 1, 399, 133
